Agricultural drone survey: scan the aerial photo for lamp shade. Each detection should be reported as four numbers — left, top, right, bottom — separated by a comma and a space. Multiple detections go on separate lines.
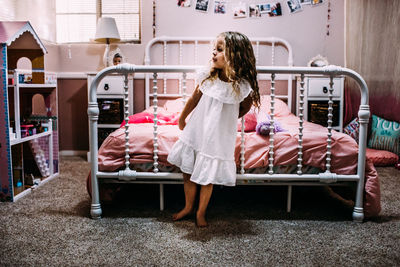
95, 17, 120, 43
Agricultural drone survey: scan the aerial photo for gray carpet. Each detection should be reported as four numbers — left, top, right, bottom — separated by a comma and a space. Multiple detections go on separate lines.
1, 156, 399, 266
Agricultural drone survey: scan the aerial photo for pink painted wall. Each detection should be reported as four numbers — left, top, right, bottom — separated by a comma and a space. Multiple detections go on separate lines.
46, 0, 344, 72
51, 0, 344, 152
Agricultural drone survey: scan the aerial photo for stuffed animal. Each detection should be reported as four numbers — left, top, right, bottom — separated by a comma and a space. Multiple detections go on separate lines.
256, 113, 286, 136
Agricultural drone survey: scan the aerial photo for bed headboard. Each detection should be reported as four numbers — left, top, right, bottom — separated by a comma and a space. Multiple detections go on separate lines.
144, 36, 294, 111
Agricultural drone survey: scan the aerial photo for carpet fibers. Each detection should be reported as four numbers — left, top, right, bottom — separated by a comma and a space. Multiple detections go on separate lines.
1, 156, 399, 266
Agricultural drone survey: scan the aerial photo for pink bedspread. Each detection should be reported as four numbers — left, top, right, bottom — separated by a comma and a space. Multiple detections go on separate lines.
97, 98, 381, 217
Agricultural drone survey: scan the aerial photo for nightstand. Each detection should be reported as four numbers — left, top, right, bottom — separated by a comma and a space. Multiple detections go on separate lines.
296, 75, 344, 132
87, 73, 134, 161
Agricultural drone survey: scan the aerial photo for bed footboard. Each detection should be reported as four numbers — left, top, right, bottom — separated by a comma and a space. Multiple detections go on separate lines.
88, 64, 369, 222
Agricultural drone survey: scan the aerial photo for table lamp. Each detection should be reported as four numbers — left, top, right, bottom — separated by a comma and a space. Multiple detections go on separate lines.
95, 17, 121, 67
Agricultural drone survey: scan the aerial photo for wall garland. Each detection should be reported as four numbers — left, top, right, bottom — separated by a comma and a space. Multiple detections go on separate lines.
175, 0, 326, 18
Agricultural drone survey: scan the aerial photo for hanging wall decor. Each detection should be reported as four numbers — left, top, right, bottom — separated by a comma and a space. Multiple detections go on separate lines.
233, 2, 247, 18
268, 3, 282, 16
258, 3, 272, 15
287, 0, 302, 13
326, 0, 331, 36
311, 0, 323, 5
214, 0, 227, 14
153, 0, 156, 37
195, 0, 210, 12
177, 0, 191, 7
249, 4, 262, 18
176, 0, 325, 20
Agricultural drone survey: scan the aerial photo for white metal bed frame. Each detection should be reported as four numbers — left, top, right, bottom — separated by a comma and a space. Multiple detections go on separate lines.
88, 63, 370, 222
144, 36, 294, 110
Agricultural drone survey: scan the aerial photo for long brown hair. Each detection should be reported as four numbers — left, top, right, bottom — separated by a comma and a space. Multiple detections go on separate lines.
203, 31, 261, 108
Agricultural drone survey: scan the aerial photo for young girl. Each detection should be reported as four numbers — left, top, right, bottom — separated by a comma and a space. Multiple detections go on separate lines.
167, 31, 260, 227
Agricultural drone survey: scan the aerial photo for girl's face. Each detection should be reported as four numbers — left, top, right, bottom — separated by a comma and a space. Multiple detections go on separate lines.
211, 36, 226, 70
113, 56, 122, 65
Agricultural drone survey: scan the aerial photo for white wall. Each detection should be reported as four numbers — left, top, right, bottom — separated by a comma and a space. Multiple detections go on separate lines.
11, 0, 344, 72
156, 0, 344, 67
16, 0, 56, 43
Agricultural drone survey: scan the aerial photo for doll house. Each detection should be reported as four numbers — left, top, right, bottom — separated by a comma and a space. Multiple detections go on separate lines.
0, 21, 59, 201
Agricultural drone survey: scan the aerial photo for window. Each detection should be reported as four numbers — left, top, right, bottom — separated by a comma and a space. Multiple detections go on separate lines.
56, 0, 140, 43
0, 0, 16, 21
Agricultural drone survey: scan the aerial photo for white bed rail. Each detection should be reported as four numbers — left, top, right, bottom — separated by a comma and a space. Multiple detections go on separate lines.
144, 36, 294, 111
88, 64, 369, 222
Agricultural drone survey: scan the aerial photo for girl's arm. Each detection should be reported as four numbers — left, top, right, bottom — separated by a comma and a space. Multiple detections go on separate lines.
239, 95, 253, 118
179, 85, 203, 130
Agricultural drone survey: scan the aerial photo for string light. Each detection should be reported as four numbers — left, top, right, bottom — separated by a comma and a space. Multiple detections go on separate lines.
153, 0, 156, 38
326, 0, 331, 36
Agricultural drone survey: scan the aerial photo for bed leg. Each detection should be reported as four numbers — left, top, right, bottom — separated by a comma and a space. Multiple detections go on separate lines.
160, 184, 164, 211
91, 204, 102, 219
352, 175, 365, 222
352, 207, 364, 222
287, 185, 292, 212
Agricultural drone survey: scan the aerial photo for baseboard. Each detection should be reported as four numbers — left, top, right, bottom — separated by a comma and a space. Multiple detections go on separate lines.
60, 150, 88, 157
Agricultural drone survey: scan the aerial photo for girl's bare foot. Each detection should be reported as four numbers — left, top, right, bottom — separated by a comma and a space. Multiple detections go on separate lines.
172, 207, 193, 221
195, 213, 208, 227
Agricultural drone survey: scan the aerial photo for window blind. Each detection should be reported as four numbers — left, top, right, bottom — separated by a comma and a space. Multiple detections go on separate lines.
56, 0, 140, 43
0, 1, 16, 21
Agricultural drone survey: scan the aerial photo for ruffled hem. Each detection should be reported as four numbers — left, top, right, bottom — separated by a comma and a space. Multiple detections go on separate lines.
167, 139, 196, 174
167, 139, 237, 186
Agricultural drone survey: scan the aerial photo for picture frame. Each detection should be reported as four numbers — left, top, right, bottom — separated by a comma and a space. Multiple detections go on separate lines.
268, 3, 282, 16
307, 54, 329, 67
287, 0, 302, 13
177, 0, 191, 7
258, 3, 271, 14
311, 0, 323, 5
195, 0, 210, 12
214, 0, 227, 14
233, 2, 247, 18
249, 4, 261, 18
300, 0, 312, 5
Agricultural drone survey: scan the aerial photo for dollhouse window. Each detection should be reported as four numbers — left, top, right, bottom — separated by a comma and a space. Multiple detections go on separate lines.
32, 94, 47, 116
16, 57, 32, 70
56, 0, 140, 43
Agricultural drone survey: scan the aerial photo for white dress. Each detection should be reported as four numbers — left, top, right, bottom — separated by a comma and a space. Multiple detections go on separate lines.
167, 69, 252, 186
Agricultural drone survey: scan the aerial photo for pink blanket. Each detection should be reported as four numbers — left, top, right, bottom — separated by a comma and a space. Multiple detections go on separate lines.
97, 98, 381, 217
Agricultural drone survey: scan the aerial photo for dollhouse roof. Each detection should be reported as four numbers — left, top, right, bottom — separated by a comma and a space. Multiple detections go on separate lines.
0, 21, 47, 54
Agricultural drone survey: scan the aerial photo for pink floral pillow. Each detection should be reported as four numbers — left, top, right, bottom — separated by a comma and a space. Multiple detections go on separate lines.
343, 117, 360, 143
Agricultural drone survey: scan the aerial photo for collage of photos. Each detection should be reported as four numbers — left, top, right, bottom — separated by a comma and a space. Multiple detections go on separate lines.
177, 0, 324, 18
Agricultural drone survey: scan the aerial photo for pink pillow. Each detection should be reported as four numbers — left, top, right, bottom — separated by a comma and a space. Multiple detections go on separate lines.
237, 109, 257, 132
120, 112, 179, 127
366, 148, 399, 167
163, 98, 185, 113
259, 95, 291, 117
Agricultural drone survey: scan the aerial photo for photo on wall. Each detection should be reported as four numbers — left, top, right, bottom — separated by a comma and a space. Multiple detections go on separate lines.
258, 3, 271, 14
249, 4, 261, 18
214, 0, 227, 14
300, 0, 312, 4
232, 2, 247, 18
287, 0, 302, 13
195, 0, 210, 12
268, 3, 282, 16
311, 0, 323, 5
177, 0, 191, 7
